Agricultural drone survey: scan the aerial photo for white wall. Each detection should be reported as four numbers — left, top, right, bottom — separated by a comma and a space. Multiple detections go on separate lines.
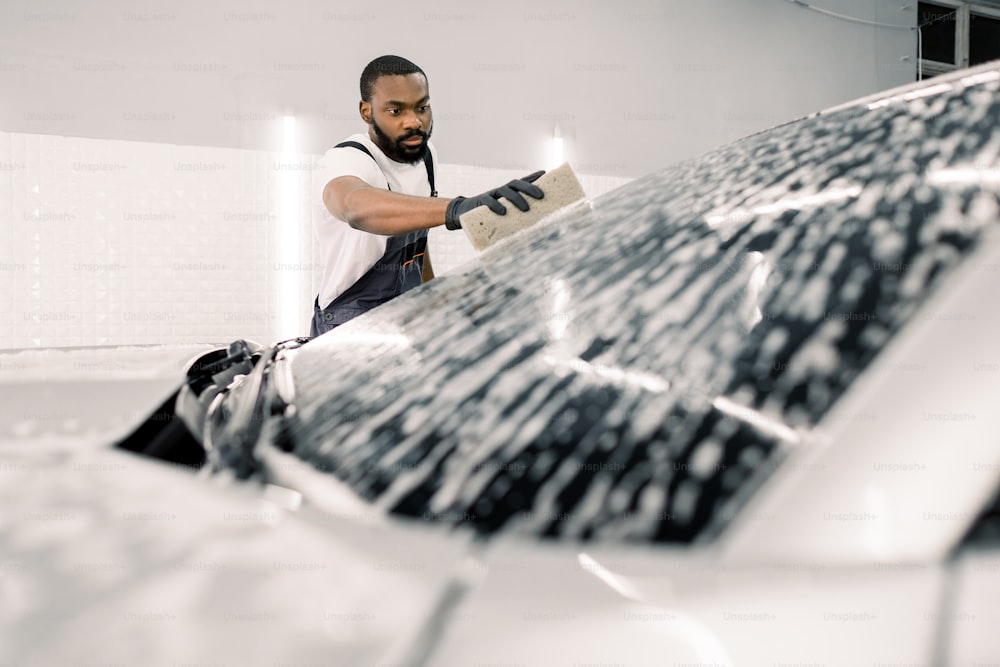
0, 130, 313, 348
0, 128, 631, 349
0, 0, 917, 179
0, 0, 919, 349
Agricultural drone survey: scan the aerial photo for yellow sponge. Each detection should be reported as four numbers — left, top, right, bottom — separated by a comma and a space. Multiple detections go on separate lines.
460, 162, 587, 251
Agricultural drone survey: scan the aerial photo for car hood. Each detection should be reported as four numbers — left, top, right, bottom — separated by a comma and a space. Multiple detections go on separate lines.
425, 534, 946, 666
0, 444, 472, 665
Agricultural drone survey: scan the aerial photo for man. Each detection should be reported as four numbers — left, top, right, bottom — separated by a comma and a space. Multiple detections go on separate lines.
311, 54, 546, 336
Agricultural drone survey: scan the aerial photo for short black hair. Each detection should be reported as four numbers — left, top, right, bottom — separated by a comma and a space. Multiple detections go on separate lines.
360, 55, 427, 102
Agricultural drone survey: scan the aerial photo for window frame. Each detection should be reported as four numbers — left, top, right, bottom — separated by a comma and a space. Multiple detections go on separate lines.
919, 1, 1000, 79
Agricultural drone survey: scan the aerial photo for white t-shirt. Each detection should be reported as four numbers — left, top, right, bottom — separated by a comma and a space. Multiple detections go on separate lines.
314, 133, 438, 309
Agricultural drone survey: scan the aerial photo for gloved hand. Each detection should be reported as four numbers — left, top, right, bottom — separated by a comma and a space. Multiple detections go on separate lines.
445, 170, 545, 230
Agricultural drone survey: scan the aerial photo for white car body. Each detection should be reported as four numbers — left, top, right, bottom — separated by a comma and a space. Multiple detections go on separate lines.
4, 62, 1000, 666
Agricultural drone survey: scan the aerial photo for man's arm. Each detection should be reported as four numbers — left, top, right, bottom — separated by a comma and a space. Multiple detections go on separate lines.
324, 170, 547, 236
323, 176, 450, 236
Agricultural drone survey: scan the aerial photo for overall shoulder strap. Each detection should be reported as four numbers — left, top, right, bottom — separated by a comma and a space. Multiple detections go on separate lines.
335, 140, 375, 160
423, 150, 437, 197
334, 141, 391, 191
336, 140, 436, 197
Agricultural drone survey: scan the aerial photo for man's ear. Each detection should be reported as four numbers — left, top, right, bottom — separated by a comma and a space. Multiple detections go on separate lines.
359, 100, 372, 124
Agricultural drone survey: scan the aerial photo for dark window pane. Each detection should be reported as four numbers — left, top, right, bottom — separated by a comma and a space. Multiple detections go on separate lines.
918, 2, 957, 64
971, 13, 1000, 66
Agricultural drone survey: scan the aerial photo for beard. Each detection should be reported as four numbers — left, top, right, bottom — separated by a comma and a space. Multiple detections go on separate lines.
370, 117, 432, 164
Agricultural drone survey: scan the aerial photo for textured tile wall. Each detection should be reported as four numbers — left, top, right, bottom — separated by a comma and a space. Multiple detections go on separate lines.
1, 131, 314, 348
2, 130, 631, 348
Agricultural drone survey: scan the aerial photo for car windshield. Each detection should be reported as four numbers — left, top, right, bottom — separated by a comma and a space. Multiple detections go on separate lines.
286, 67, 1000, 545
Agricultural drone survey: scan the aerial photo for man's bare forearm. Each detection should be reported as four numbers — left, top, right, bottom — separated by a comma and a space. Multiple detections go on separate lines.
326, 177, 452, 236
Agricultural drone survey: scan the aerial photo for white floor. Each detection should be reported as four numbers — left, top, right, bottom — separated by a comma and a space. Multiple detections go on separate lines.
0, 344, 214, 447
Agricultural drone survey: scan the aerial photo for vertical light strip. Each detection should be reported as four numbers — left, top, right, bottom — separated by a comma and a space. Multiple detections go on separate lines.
550, 125, 564, 169
277, 114, 301, 340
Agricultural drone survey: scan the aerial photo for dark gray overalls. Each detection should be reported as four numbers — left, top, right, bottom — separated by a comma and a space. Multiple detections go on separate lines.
310, 141, 437, 337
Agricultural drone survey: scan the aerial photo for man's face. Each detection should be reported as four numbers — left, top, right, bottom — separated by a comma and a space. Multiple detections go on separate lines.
361, 73, 433, 164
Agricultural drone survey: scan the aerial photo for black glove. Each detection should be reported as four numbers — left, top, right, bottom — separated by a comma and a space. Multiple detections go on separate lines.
445, 170, 545, 230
